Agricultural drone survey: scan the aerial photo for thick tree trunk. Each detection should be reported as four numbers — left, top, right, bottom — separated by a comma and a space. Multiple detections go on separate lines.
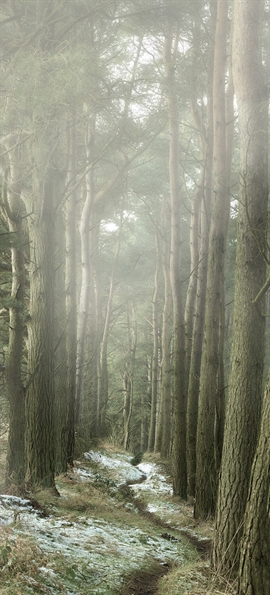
238, 376, 270, 595
195, 0, 229, 519
25, 168, 56, 489
213, 0, 268, 572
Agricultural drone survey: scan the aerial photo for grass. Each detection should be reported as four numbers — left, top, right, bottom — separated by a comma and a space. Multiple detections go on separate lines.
0, 441, 236, 595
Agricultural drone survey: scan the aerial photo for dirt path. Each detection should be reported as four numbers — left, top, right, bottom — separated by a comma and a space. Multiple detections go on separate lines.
118, 474, 212, 595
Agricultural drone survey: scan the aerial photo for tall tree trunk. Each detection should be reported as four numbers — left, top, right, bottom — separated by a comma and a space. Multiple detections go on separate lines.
213, 0, 268, 572
238, 375, 270, 595
65, 116, 77, 465
54, 173, 68, 474
194, 0, 229, 519
4, 145, 26, 487
25, 165, 56, 489
148, 233, 161, 452
186, 1, 216, 498
98, 224, 121, 436
123, 305, 137, 451
164, 20, 187, 497
76, 118, 95, 435
160, 198, 172, 459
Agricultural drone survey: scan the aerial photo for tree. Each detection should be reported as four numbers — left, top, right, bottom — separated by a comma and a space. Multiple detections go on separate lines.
238, 377, 270, 595
213, 0, 268, 572
194, 0, 229, 519
164, 18, 187, 497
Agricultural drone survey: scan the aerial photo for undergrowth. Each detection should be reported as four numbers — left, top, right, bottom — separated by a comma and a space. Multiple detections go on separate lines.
0, 442, 236, 595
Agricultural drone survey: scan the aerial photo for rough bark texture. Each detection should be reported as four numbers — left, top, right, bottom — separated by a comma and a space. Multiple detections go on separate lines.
213, 0, 268, 572
238, 380, 270, 595
25, 169, 56, 489
195, 0, 229, 519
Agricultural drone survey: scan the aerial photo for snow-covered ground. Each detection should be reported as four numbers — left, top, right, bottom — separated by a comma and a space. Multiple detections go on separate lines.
0, 450, 188, 595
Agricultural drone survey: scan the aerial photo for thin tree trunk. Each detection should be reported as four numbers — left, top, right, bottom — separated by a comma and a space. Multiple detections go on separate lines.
186, 2, 216, 497
98, 223, 122, 436
54, 173, 68, 474
123, 305, 137, 451
160, 198, 172, 459
148, 233, 161, 452
4, 145, 26, 487
164, 20, 187, 497
76, 118, 95, 434
195, 0, 229, 519
65, 116, 77, 465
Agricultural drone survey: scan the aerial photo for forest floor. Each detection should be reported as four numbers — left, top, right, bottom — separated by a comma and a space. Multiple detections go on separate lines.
0, 441, 236, 595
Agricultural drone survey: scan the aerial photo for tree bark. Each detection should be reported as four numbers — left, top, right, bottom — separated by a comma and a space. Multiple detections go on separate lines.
25, 166, 56, 489
4, 144, 26, 487
65, 116, 77, 465
238, 376, 270, 595
213, 0, 268, 572
160, 197, 172, 459
195, 0, 229, 519
186, 1, 216, 496
164, 20, 187, 497
148, 233, 161, 452
123, 305, 137, 451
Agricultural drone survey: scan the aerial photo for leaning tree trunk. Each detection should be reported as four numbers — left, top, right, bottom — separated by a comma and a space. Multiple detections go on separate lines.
194, 0, 229, 519
238, 375, 270, 595
213, 0, 268, 573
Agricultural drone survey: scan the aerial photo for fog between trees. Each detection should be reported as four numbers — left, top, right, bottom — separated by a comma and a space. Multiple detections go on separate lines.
0, 1, 269, 593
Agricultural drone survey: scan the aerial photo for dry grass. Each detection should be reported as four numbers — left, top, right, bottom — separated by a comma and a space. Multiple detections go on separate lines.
157, 560, 236, 595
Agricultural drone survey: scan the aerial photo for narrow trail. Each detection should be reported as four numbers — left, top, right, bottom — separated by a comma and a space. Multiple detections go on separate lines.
118, 473, 212, 595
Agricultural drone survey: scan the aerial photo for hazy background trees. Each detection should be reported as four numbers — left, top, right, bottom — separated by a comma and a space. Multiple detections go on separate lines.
0, 1, 269, 593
